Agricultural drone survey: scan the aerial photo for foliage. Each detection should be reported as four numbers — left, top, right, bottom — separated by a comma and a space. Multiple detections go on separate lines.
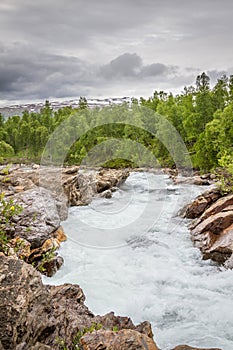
0, 193, 22, 254
35, 247, 57, 273
0, 141, 14, 159
0, 74, 232, 177
56, 323, 103, 350
216, 154, 233, 194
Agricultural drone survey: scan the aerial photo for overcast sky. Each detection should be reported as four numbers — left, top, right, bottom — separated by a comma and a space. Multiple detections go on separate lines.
0, 0, 232, 105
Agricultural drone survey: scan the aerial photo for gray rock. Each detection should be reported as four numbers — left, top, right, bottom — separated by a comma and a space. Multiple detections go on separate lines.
13, 188, 61, 248
0, 255, 52, 350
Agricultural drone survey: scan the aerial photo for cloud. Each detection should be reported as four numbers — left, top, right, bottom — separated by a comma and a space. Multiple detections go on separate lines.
0, 0, 232, 102
0, 42, 231, 103
0, 43, 98, 100
101, 53, 143, 78
0, 44, 185, 101
101, 53, 178, 80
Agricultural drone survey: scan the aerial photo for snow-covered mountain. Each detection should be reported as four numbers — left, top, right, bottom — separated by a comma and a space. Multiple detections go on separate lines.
0, 97, 131, 118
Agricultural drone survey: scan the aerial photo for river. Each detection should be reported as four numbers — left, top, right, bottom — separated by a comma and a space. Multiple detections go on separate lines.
44, 172, 233, 349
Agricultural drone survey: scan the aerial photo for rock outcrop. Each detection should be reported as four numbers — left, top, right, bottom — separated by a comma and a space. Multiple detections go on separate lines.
0, 254, 221, 350
0, 254, 52, 350
179, 188, 222, 219
1, 165, 129, 208
181, 189, 233, 266
80, 329, 159, 350
0, 254, 159, 350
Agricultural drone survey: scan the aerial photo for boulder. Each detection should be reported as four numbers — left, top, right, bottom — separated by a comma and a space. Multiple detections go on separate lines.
2, 188, 66, 276
36, 255, 64, 277
62, 168, 129, 206
182, 190, 233, 266
190, 203, 233, 263
198, 193, 233, 222
44, 283, 96, 346
0, 255, 52, 350
80, 329, 159, 350
63, 172, 97, 206
191, 211, 233, 237
13, 188, 61, 249
95, 312, 154, 338
179, 188, 222, 219
3, 165, 129, 208
174, 176, 211, 186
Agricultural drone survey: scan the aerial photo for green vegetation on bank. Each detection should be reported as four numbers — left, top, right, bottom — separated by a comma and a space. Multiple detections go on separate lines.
0, 73, 232, 181
0, 193, 22, 254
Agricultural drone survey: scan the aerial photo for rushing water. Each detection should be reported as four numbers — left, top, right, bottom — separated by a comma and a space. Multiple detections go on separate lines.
44, 172, 233, 349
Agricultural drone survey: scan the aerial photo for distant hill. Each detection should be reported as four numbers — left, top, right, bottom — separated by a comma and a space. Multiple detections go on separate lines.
0, 97, 131, 118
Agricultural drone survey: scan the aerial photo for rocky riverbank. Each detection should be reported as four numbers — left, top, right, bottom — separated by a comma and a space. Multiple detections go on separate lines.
180, 187, 233, 268
0, 254, 222, 350
0, 164, 129, 276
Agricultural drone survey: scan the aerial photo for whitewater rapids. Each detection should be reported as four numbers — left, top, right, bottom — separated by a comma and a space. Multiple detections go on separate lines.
44, 172, 233, 349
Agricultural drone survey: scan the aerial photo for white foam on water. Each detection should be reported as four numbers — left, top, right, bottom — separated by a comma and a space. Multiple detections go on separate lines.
43, 172, 233, 349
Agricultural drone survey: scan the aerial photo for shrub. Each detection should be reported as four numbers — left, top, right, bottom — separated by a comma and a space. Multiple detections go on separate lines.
0, 193, 22, 254
216, 153, 233, 194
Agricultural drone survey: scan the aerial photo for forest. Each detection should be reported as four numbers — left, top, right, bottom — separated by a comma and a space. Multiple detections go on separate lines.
0, 72, 232, 181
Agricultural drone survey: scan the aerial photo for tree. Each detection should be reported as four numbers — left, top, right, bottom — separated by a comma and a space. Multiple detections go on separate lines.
78, 97, 88, 110
0, 141, 14, 159
195, 72, 214, 133
196, 72, 210, 92
212, 75, 228, 111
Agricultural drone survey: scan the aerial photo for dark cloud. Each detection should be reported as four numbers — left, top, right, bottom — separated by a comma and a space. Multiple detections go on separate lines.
101, 53, 142, 78
0, 44, 97, 100
101, 53, 178, 80
0, 45, 181, 100
140, 63, 177, 78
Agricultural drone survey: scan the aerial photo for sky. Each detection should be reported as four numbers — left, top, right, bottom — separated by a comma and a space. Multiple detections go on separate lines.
0, 0, 232, 105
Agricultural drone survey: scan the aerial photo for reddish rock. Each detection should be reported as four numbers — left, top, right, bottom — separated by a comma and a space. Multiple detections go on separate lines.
180, 187, 233, 266
179, 188, 222, 219
191, 211, 233, 236
80, 329, 159, 350
199, 194, 233, 221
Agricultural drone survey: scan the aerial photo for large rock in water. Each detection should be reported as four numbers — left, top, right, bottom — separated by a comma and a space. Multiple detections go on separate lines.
62, 168, 130, 206
0, 255, 159, 350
